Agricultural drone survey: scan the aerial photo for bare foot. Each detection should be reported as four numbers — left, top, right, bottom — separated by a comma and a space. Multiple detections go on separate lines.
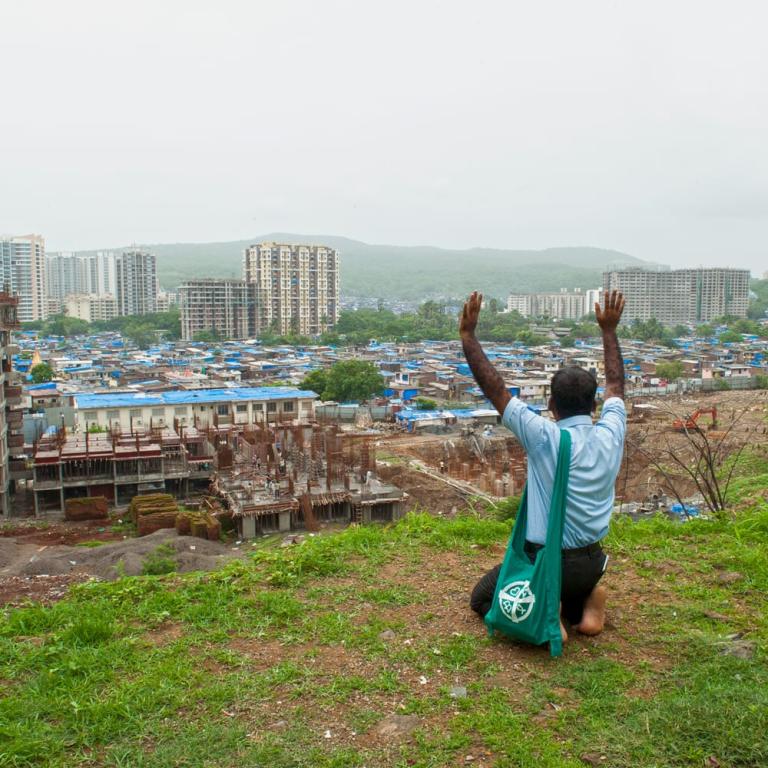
574, 585, 607, 636
560, 602, 568, 643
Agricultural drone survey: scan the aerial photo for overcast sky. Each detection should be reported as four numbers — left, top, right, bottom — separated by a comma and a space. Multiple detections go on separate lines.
3, 1, 766, 273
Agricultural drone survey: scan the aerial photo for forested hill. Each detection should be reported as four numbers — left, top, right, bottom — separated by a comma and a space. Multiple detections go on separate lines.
82, 234, 654, 300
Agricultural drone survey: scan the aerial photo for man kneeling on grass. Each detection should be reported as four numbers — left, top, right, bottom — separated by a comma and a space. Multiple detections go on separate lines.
462, 290, 627, 639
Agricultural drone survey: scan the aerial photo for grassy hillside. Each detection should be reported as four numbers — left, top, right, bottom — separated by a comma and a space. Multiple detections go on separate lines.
78, 235, 653, 299
3, 459, 767, 767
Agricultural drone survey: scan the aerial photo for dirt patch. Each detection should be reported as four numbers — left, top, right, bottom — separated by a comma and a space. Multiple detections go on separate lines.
0, 518, 126, 546
0, 530, 245, 606
0, 573, 94, 608
378, 463, 470, 515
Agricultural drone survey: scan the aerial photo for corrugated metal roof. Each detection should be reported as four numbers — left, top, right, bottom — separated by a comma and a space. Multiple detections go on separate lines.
74, 386, 318, 409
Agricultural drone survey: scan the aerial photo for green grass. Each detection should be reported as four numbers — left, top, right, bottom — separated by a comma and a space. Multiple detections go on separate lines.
1, 503, 767, 767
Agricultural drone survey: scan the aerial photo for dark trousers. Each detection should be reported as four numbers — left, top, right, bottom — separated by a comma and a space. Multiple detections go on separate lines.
470, 541, 607, 625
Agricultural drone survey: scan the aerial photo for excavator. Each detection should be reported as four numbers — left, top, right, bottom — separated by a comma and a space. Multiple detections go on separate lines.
671, 406, 718, 432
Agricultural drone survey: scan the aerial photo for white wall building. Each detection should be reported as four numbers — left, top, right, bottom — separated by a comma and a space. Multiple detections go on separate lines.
0, 234, 48, 322
72, 387, 317, 432
65, 293, 118, 323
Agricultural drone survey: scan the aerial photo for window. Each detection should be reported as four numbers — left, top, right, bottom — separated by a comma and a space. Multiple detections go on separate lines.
236, 404, 248, 413
129, 409, 142, 418
107, 410, 119, 421
282, 401, 294, 412
267, 402, 277, 413
174, 406, 188, 415
217, 404, 229, 416
254, 403, 264, 411
152, 408, 164, 417
84, 411, 98, 421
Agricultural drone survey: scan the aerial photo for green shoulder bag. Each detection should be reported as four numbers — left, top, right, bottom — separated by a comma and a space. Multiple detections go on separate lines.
484, 428, 571, 658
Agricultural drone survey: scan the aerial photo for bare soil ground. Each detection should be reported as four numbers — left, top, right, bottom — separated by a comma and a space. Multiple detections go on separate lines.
382, 391, 768, 505
0, 528, 244, 606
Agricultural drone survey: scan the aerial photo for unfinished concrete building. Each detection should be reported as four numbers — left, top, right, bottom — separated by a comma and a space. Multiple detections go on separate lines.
0, 291, 22, 515
208, 423, 407, 538
32, 424, 217, 514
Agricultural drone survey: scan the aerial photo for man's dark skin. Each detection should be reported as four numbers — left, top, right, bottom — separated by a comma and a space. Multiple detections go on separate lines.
460, 289, 626, 636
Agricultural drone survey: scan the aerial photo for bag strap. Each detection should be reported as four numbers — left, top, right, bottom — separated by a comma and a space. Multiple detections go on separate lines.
545, 428, 572, 657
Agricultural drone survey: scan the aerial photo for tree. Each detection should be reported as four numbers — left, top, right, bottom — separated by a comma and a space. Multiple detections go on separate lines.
30, 362, 54, 384
193, 329, 220, 343
414, 397, 437, 410
301, 369, 329, 397
719, 330, 742, 344
656, 360, 684, 381
303, 360, 383, 402
626, 402, 750, 518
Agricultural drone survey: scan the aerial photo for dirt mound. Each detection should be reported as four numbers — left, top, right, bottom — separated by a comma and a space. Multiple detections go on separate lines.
378, 462, 471, 515
0, 529, 242, 587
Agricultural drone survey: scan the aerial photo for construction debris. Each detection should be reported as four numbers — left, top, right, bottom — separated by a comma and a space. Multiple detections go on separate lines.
208, 423, 408, 539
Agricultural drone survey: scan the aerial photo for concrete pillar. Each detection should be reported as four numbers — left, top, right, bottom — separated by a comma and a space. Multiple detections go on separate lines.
278, 510, 291, 532
241, 516, 256, 539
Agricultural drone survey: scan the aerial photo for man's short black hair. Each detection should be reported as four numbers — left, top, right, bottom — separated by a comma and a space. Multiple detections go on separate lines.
550, 366, 597, 419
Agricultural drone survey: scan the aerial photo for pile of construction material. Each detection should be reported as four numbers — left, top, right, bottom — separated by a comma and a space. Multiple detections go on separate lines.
130, 494, 180, 536
129, 493, 222, 541
175, 510, 221, 541
64, 496, 109, 521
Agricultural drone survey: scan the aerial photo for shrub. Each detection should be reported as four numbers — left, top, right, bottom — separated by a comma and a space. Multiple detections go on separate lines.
141, 544, 177, 576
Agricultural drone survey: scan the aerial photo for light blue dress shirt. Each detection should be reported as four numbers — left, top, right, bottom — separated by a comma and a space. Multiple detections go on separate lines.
502, 397, 627, 548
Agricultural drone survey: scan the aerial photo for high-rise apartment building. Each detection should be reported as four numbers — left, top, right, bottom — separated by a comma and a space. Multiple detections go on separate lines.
602, 268, 750, 324
0, 235, 48, 322
243, 243, 339, 336
47, 252, 89, 300
115, 250, 158, 316
179, 280, 255, 341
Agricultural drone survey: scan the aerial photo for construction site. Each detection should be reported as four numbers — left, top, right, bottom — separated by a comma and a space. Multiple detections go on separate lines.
30, 419, 409, 538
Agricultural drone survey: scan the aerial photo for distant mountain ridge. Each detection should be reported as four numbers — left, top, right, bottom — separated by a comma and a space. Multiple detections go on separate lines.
78, 234, 656, 300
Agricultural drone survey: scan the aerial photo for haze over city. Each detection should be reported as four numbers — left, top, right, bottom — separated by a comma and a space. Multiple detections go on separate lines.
3, 0, 767, 273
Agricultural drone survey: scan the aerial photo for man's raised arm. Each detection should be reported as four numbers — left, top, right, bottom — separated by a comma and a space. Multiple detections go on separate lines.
459, 291, 511, 415
595, 290, 626, 400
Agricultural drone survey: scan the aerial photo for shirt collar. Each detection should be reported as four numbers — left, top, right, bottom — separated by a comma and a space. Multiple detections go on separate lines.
556, 414, 593, 428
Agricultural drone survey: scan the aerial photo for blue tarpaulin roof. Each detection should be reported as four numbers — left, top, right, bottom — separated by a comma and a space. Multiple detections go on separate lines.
73, 386, 318, 409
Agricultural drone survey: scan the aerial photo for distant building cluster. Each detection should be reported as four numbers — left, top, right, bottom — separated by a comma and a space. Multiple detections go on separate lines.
602, 268, 750, 325
180, 242, 340, 341
0, 234, 178, 324
506, 288, 601, 321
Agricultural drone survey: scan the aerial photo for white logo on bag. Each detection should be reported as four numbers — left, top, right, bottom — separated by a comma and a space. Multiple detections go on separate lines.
498, 580, 536, 623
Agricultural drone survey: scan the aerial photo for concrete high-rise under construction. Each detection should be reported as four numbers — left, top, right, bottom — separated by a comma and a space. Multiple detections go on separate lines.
179, 279, 255, 341
602, 267, 750, 325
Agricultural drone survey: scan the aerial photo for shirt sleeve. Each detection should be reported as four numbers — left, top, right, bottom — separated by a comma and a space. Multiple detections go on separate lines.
502, 397, 559, 453
595, 396, 627, 445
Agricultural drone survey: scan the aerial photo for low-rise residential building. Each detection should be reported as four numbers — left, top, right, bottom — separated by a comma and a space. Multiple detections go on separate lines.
506, 289, 597, 320
72, 386, 317, 432
65, 293, 118, 323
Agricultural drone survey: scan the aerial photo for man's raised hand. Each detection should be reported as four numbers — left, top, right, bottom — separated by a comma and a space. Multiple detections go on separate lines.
595, 290, 625, 333
460, 291, 483, 338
